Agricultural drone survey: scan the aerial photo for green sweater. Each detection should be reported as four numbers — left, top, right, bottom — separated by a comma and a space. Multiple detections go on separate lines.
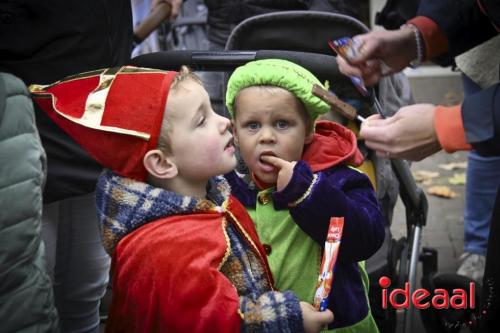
248, 187, 379, 333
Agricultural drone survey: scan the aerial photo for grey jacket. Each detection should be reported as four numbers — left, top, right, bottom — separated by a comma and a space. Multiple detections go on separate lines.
0, 72, 58, 332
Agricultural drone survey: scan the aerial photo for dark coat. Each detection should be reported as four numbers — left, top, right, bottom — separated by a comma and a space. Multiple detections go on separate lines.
0, 0, 133, 202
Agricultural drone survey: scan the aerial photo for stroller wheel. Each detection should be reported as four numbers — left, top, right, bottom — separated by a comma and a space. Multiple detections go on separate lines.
420, 273, 481, 333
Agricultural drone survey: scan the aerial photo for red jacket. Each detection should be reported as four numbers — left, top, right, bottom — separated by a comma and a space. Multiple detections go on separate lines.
106, 196, 274, 332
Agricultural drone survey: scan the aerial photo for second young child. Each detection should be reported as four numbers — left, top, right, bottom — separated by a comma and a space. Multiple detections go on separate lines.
225, 59, 385, 332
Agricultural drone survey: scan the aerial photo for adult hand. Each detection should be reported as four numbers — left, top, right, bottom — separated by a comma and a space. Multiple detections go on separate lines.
337, 28, 417, 86
260, 155, 296, 191
360, 104, 443, 161
300, 302, 334, 333
152, 0, 182, 21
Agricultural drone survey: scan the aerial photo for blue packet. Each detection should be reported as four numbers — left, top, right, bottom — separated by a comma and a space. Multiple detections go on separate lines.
328, 37, 369, 97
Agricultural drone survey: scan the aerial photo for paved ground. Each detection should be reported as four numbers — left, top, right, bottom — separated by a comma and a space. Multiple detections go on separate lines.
392, 151, 467, 274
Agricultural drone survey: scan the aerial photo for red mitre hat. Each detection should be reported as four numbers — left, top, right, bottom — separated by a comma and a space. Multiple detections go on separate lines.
30, 66, 178, 181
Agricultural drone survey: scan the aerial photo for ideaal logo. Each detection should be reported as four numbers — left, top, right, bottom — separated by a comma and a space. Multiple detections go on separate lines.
379, 276, 475, 310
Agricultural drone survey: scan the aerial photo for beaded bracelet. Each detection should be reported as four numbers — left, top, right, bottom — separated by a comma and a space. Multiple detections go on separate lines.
401, 24, 424, 68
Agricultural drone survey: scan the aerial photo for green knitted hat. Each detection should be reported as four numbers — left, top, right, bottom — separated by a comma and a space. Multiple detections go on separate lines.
225, 59, 330, 120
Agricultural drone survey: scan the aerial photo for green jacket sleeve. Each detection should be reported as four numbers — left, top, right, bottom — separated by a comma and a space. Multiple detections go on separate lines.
0, 72, 58, 332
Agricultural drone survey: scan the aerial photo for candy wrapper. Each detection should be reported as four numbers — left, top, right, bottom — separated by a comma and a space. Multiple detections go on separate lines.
313, 217, 344, 311
328, 37, 369, 97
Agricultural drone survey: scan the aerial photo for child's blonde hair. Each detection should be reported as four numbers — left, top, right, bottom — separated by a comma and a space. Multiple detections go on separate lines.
157, 66, 203, 153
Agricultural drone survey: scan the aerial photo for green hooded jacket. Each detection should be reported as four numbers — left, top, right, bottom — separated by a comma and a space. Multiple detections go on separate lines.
0, 72, 58, 332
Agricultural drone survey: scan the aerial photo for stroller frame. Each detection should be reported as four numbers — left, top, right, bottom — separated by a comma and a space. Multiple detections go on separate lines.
132, 11, 436, 333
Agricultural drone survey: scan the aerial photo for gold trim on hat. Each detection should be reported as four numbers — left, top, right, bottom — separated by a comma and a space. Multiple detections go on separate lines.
82, 67, 120, 128
29, 69, 104, 92
29, 66, 172, 141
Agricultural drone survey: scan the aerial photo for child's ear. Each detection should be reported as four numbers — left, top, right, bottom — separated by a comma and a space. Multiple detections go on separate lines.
305, 130, 314, 144
143, 149, 178, 179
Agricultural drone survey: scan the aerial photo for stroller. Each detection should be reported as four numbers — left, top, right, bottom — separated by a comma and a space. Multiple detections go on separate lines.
131, 10, 447, 333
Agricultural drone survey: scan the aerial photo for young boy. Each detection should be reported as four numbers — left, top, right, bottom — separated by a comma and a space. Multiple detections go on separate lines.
29, 66, 333, 332
225, 59, 385, 332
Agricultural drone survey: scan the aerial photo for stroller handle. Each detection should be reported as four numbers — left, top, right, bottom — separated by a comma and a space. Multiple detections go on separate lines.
131, 50, 351, 85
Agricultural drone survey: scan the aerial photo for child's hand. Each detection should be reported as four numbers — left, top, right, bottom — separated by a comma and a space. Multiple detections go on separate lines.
300, 302, 334, 333
260, 155, 296, 191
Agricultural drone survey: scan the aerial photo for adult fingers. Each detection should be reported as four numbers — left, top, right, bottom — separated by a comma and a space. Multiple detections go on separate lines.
364, 114, 383, 122
348, 35, 381, 64
361, 60, 383, 86
360, 118, 397, 141
364, 139, 392, 155
337, 56, 364, 78
337, 57, 383, 87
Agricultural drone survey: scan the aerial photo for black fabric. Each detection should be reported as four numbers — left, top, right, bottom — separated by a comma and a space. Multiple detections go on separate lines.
0, 0, 133, 203
205, 0, 305, 45
204, 0, 364, 46
417, 0, 497, 63
375, 0, 420, 30
480, 187, 500, 331
480, 0, 500, 30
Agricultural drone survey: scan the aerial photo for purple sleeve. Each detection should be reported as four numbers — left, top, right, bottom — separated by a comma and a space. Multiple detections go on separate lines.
272, 160, 385, 263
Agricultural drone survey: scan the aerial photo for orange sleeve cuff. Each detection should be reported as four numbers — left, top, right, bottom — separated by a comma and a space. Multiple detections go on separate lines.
408, 16, 449, 60
434, 105, 472, 153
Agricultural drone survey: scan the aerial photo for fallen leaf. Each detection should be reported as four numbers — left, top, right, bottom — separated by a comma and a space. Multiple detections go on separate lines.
438, 162, 467, 171
448, 173, 466, 185
421, 179, 434, 186
427, 186, 458, 199
413, 170, 440, 183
